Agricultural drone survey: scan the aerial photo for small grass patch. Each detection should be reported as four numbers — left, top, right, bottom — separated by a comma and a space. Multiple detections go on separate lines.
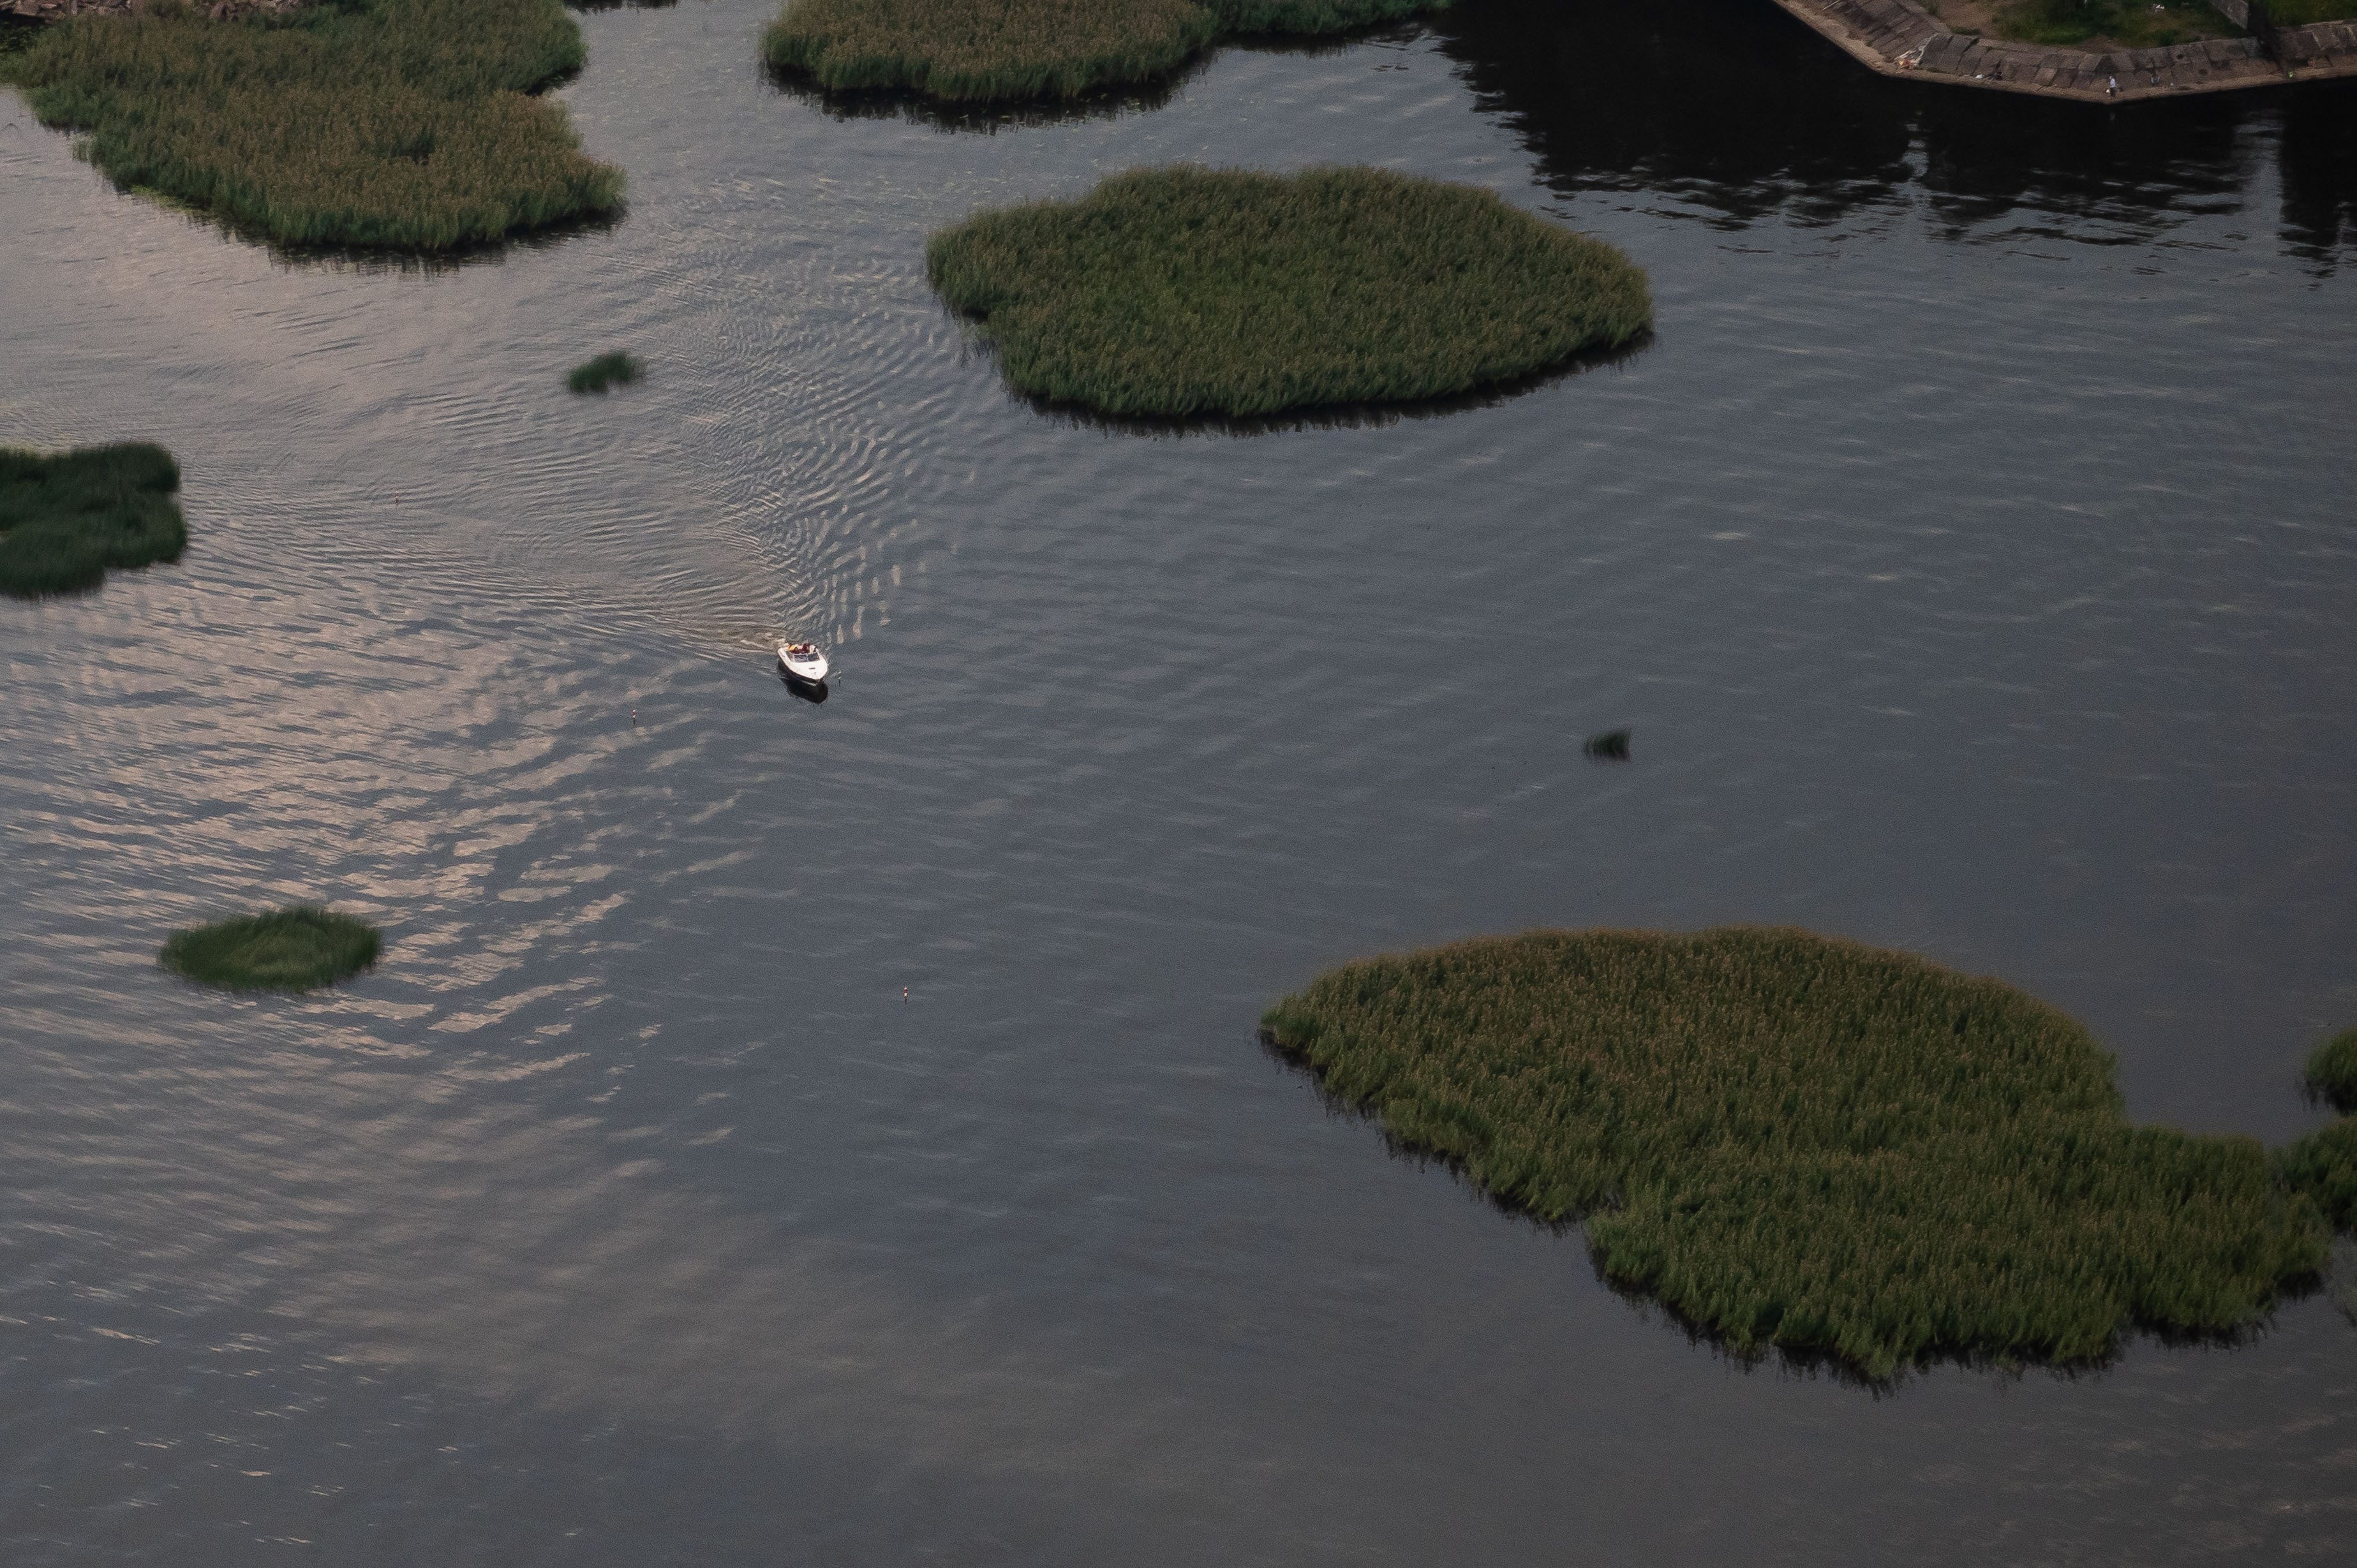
567, 350, 644, 393
1261, 928, 2328, 1378
0, 443, 188, 599
2306, 1027, 2357, 1113
2247, 0, 2357, 24
2278, 1118, 2357, 1229
160, 906, 382, 993
0, 0, 623, 251
927, 166, 1651, 420
764, 0, 1439, 102
1992, 0, 2235, 47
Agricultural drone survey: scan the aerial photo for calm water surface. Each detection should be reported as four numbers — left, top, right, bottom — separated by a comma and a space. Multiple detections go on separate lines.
4, 0, 2355, 1561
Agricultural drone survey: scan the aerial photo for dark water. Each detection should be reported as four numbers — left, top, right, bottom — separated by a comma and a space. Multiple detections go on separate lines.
4, 1, 2355, 1560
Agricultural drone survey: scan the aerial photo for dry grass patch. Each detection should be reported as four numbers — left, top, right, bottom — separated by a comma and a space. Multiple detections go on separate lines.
2, 0, 622, 251
926, 166, 1651, 419
1262, 928, 2329, 1377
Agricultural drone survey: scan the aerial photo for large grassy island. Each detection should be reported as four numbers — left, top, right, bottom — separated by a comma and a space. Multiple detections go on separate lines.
1, 443, 188, 598
160, 906, 382, 993
1261, 928, 2332, 1377
927, 166, 1653, 420
1, 0, 623, 251
764, 0, 1439, 103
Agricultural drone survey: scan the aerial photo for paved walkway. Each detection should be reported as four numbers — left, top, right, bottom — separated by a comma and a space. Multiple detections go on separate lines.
1771, 0, 2357, 101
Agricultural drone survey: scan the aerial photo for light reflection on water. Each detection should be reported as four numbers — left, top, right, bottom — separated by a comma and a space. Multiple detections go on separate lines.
2, 0, 2354, 1561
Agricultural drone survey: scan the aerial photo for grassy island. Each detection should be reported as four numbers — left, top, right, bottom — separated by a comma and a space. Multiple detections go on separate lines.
567, 350, 644, 393
764, 0, 1439, 103
1261, 928, 2329, 1377
1, 443, 188, 599
926, 166, 1652, 419
160, 906, 382, 993
1, 0, 623, 251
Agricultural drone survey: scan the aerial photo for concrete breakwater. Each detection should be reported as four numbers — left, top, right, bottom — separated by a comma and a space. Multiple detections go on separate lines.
1771, 0, 2357, 100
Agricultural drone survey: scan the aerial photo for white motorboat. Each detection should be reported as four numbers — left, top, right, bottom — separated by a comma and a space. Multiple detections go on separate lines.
778, 639, 829, 684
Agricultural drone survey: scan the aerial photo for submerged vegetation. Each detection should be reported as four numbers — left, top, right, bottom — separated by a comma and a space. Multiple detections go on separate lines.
160, 906, 382, 993
0, 443, 187, 599
927, 166, 1651, 419
764, 0, 1440, 103
1584, 728, 1632, 761
567, 350, 644, 393
0, 0, 623, 251
1261, 928, 2330, 1377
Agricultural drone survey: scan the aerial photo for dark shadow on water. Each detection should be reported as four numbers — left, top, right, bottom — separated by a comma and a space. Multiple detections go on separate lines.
236, 204, 629, 276
1258, 1023, 2325, 1394
782, 670, 830, 704
1432, 0, 2357, 267
2275, 80, 2357, 272
997, 330, 1654, 440
764, 59, 1198, 131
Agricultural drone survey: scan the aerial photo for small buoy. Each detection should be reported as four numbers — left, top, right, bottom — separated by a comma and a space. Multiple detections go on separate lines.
631, 707, 638, 725
903, 986, 909, 1003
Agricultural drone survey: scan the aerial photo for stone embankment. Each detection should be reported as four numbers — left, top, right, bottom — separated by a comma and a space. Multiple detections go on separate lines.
3, 1, 304, 17
1771, 0, 2357, 100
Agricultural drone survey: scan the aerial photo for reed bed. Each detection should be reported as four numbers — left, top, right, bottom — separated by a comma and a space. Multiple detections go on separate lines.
764, 0, 1434, 101
1260, 928, 2328, 1377
2305, 1026, 2357, 1113
2, 0, 623, 251
0, 443, 186, 599
160, 906, 382, 992
927, 166, 1652, 419
567, 350, 643, 393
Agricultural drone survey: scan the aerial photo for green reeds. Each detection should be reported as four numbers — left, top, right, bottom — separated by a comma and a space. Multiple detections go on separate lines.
0, 443, 187, 599
2277, 1119, 2357, 1230
1260, 928, 2330, 1377
926, 166, 1653, 419
160, 906, 382, 993
2285, 1028, 2357, 1229
1, 0, 623, 251
567, 351, 644, 393
763, 0, 1438, 103
2305, 1026, 2357, 1113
